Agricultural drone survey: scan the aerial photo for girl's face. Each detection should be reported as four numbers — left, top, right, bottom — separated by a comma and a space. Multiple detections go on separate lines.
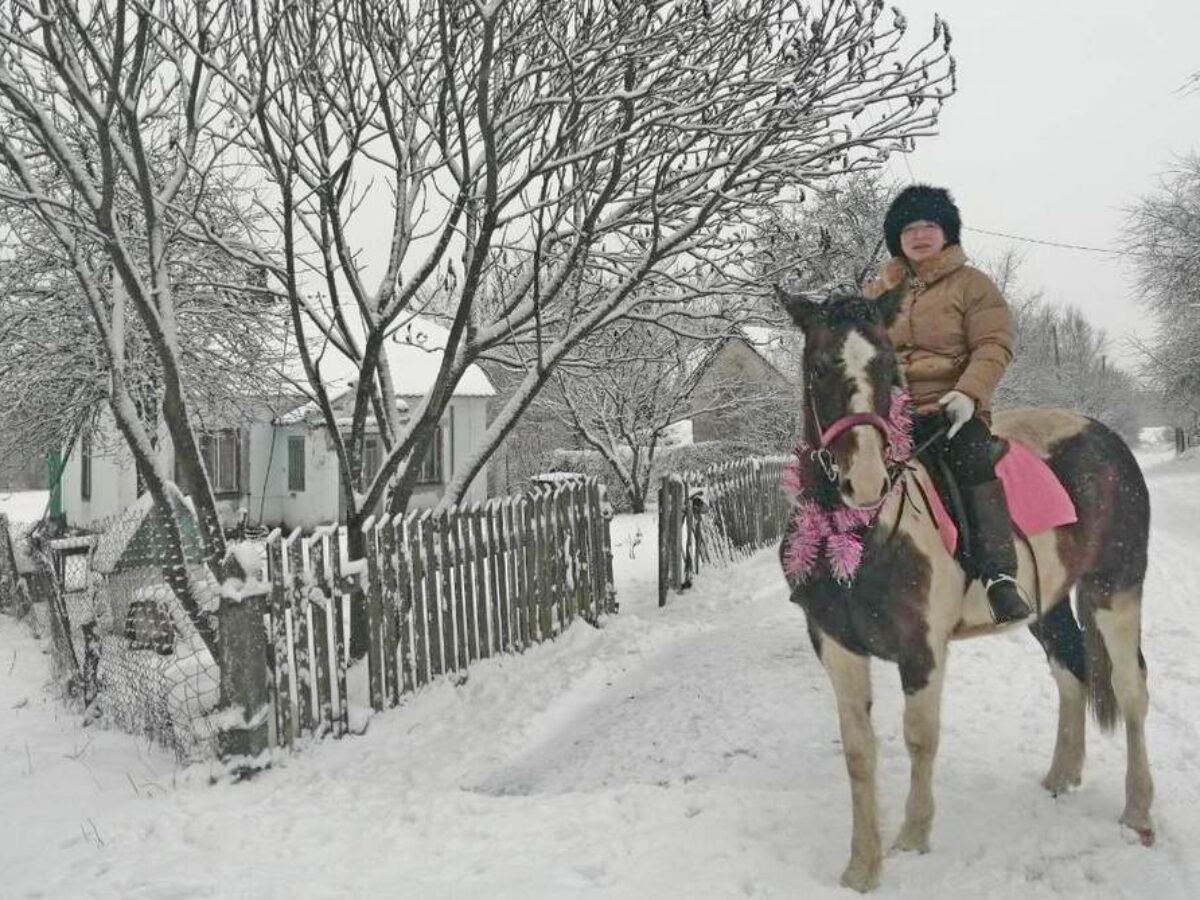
899, 220, 946, 264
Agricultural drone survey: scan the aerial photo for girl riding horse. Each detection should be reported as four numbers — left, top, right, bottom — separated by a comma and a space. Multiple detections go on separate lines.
865, 185, 1030, 625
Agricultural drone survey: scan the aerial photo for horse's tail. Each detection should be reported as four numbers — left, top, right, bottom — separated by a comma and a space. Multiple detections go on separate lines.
1077, 579, 1120, 733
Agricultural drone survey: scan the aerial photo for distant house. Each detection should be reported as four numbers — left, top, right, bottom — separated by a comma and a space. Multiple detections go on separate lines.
685, 329, 801, 444
60, 319, 495, 532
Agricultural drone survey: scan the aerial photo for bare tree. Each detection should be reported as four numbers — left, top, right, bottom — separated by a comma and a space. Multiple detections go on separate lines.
548, 320, 737, 512
0, 226, 286, 493
983, 253, 1141, 438
755, 168, 895, 294
180, 0, 955, 534
0, 1, 268, 647
1126, 155, 1200, 418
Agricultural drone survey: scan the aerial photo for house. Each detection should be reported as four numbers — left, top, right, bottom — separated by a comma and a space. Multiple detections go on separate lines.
684, 329, 801, 446
60, 319, 496, 532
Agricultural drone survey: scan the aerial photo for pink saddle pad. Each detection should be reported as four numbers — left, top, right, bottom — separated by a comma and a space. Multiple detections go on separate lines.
924, 439, 1078, 555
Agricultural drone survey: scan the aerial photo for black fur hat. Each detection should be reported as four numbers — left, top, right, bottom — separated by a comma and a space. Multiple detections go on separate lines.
883, 185, 962, 257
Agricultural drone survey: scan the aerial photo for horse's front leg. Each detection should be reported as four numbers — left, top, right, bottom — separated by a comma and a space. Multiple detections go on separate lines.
893, 642, 948, 854
817, 631, 881, 892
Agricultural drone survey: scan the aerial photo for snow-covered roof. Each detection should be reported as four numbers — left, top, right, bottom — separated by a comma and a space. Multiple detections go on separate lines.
313, 318, 495, 399
278, 318, 495, 425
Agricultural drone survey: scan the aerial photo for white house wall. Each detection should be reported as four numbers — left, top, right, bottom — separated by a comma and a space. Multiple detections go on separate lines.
61, 410, 171, 529
64, 396, 492, 534
402, 395, 489, 510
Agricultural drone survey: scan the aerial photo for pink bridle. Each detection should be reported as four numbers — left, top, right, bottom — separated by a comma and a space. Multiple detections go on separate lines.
818, 412, 892, 449
808, 396, 894, 484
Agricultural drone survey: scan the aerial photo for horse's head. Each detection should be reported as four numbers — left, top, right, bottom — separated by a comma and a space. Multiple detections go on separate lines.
777, 285, 906, 509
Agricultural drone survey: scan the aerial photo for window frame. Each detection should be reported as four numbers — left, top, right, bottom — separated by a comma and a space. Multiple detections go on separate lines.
80, 432, 92, 501
196, 428, 242, 496
416, 424, 443, 485
286, 434, 306, 493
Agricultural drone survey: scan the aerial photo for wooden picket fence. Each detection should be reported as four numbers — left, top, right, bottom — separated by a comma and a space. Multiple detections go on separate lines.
256, 479, 616, 747
657, 458, 791, 606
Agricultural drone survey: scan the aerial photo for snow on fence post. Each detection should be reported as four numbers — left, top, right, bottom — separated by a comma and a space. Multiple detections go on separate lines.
215, 554, 270, 770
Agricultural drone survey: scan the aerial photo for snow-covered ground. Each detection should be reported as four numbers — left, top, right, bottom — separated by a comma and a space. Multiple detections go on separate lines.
0, 489, 48, 525
3, 455, 1200, 898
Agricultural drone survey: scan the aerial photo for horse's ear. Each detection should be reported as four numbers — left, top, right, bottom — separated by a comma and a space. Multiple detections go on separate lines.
776, 285, 819, 329
876, 285, 904, 329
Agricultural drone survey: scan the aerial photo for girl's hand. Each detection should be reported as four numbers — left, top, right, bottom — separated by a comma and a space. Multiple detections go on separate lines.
937, 390, 976, 439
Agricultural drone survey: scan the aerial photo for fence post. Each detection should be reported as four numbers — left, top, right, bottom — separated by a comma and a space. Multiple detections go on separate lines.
379, 517, 406, 701
363, 516, 386, 713
657, 479, 669, 607
329, 528, 351, 736
215, 567, 271, 771
265, 531, 293, 747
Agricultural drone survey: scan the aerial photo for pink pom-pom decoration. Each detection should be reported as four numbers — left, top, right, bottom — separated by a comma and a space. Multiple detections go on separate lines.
779, 386, 914, 585
826, 532, 864, 583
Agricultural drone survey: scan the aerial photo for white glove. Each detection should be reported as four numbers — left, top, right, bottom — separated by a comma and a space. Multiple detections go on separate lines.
938, 390, 976, 439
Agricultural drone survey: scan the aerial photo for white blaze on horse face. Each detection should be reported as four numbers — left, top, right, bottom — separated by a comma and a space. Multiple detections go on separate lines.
839, 331, 889, 506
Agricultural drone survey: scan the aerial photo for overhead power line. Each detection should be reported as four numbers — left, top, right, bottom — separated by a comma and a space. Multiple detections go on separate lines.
965, 226, 1124, 255
965, 225, 1195, 261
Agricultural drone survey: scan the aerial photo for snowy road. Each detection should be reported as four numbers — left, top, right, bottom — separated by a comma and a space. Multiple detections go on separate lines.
3, 451, 1200, 898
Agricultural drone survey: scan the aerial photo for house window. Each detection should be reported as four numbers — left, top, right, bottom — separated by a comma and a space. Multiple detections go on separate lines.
417, 425, 443, 485
287, 435, 306, 492
199, 429, 241, 494
362, 435, 383, 485
360, 426, 442, 486
80, 432, 92, 501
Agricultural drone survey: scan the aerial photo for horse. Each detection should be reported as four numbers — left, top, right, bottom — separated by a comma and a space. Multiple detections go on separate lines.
775, 288, 1154, 892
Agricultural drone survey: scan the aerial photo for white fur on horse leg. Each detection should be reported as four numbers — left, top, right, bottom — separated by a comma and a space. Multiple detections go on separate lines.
1042, 659, 1086, 795
893, 649, 947, 854
820, 635, 882, 891
1093, 592, 1155, 845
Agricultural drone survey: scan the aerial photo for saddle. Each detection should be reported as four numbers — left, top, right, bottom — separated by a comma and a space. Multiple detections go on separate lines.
916, 437, 1078, 571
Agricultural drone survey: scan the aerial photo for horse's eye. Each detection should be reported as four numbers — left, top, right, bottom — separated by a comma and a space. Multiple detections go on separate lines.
809, 360, 830, 380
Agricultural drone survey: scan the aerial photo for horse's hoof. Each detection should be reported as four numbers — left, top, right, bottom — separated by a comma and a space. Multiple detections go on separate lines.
892, 825, 931, 854
1121, 817, 1156, 847
840, 859, 881, 893
1041, 771, 1082, 796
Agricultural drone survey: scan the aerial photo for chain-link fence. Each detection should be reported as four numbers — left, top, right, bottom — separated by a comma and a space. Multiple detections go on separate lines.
7, 496, 226, 763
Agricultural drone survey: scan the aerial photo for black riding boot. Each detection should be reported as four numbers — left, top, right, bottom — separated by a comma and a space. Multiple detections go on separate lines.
964, 479, 1033, 624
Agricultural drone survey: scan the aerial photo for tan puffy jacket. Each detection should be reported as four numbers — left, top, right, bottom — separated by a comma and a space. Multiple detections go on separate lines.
864, 245, 1013, 411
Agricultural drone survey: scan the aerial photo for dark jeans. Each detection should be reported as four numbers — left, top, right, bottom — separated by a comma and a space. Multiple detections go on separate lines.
912, 413, 996, 487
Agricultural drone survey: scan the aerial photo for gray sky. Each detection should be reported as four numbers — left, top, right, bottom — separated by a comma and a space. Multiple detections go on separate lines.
890, 0, 1198, 368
